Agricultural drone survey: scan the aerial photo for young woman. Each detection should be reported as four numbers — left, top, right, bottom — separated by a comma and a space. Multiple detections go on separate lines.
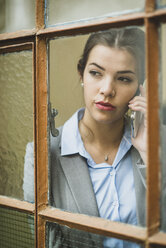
24, 27, 146, 247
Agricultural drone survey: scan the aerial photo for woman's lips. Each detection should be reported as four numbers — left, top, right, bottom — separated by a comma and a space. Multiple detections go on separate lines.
95, 101, 116, 111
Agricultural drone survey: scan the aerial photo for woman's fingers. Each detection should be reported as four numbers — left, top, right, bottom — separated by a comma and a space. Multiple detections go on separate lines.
128, 98, 146, 114
128, 103, 146, 114
128, 85, 146, 114
128, 86, 147, 129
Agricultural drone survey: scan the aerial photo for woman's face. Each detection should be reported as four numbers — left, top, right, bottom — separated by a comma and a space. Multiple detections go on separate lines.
82, 45, 139, 125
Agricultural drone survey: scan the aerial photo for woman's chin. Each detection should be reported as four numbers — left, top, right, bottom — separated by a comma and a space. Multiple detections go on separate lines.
92, 114, 122, 125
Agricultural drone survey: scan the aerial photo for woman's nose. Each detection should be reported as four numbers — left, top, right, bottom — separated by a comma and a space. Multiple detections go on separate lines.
99, 78, 116, 97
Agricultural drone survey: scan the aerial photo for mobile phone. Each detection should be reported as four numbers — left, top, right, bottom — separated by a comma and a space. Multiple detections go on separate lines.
131, 110, 142, 138
131, 81, 146, 138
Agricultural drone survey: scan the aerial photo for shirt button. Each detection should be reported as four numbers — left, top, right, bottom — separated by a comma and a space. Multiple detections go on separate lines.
110, 171, 114, 176
113, 200, 119, 206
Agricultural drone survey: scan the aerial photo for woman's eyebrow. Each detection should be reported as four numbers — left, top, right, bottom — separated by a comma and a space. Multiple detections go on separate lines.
117, 70, 136, 75
89, 64, 136, 76
89, 63, 105, 71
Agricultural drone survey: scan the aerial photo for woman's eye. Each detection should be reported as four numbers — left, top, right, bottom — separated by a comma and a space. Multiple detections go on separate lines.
118, 76, 132, 83
89, 70, 102, 77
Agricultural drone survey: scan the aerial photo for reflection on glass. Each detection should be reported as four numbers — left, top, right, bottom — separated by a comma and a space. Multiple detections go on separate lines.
0, 50, 33, 200
48, 27, 147, 231
156, 0, 166, 8
46, 222, 144, 248
160, 23, 166, 232
0, 206, 34, 247
46, 0, 145, 26
0, 0, 35, 34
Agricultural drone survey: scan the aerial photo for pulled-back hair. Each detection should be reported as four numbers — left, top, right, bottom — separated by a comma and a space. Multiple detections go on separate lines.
77, 27, 145, 86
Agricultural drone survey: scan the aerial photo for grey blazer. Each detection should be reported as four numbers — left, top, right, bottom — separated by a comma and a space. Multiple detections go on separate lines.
47, 127, 146, 247
50, 127, 146, 225
23, 127, 147, 247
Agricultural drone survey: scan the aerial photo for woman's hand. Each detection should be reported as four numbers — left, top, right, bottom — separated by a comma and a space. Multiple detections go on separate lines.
128, 85, 147, 164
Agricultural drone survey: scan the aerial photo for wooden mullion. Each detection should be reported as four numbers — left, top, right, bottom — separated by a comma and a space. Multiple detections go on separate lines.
36, 35, 48, 248
0, 42, 32, 54
36, 12, 145, 38
148, 231, 166, 246
0, 29, 36, 42
36, 0, 45, 30
148, 7, 166, 17
147, 9, 166, 23
0, 10, 165, 43
32, 39, 37, 248
145, 0, 155, 13
36, 10, 166, 39
145, 19, 160, 236
36, 35, 48, 212
34, 0, 50, 242
0, 196, 35, 214
35, 1, 47, 247
39, 207, 146, 244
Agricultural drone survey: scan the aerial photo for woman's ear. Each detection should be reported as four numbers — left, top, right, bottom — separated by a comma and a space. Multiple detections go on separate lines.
78, 74, 84, 87
79, 74, 83, 81
80, 76, 84, 87
78, 71, 83, 81
78, 68, 83, 78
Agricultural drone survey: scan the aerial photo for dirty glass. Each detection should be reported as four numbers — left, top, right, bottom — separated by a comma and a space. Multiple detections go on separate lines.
46, 0, 145, 26
156, 0, 166, 8
159, 23, 166, 232
0, 50, 33, 200
0, 206, 34, 248
48, 26, 147, 229
0, 0, 35, 34
46, 221, 144, 248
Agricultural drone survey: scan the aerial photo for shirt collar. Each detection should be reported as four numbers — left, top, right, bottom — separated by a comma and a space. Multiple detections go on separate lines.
61, 108, 84, 156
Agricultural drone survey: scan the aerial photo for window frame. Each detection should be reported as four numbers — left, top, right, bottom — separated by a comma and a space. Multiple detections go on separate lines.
0, 0, 166, 247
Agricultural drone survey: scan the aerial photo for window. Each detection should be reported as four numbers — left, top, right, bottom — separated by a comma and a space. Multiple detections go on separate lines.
0, 0, 166, 247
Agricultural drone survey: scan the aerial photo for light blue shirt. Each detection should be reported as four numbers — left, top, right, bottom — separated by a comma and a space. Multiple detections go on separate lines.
61, 108, 140, 248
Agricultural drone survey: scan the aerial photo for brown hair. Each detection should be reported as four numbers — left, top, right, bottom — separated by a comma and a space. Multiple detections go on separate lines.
77, 27, 145, 87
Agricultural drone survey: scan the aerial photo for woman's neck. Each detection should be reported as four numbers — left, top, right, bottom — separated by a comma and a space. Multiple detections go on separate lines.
79, 112, 124, 150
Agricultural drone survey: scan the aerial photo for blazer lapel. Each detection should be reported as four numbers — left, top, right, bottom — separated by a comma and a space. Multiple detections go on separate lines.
59, 154, 100, 217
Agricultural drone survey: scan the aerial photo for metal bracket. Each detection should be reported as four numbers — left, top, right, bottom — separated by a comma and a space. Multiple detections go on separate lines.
48, 102, 59, 137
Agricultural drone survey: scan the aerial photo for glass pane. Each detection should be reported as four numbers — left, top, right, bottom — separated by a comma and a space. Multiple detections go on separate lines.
156, 0, 166, 8
0, 206, 35, 247
46, 221, 144, 248
49, 35, 86, 127
0, 0, 35, 34
0, 50, 33, 200
48, 27, 147, 228
46, 0, 145, 26
160, 23, 166, 232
